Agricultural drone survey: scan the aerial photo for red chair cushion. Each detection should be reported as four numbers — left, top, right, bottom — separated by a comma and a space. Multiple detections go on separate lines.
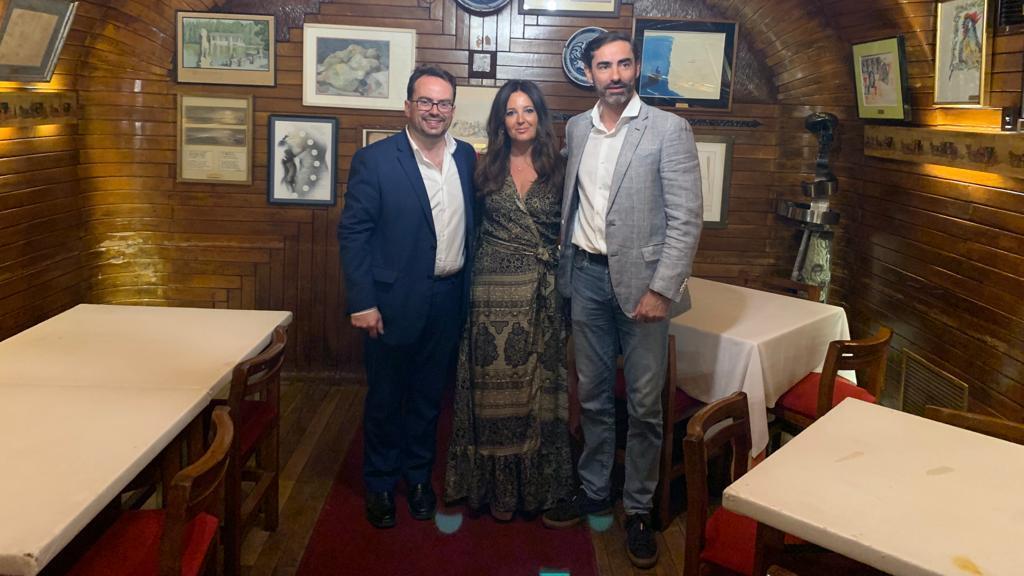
701, 507, 802, 576
240, 399, 277, 456
778, 372, 876, 420
68, 510, 218, 576
614, 368, 700, 416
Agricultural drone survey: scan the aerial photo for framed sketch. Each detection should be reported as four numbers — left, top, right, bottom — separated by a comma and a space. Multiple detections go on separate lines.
268, 115, 337, 205
303, 24, 415, 110
851, 36, 912, 121
634, 18, 738, 111
362, 128, 400, 147
177, 94, 253, 185
519, 0, 620, 18
468, 50, 496, 80
0, 0, 77, 82
934, 0, 989, 106
449, 86, 498, 152
695, 134, 732, 228
175, 11, 275, 86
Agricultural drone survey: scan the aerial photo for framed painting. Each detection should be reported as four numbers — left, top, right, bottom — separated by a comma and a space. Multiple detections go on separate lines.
177, 94, 253, 185
695, 134, 732, 228
176, 11, 275, 86
449, 86, 498, 152
303, 24, 415, 110
362, 128, 400, 147
851, 35, 912, 121
268, 115, 337, 205
634, 18, 738, 111
934, 0, 990, 106
0, 0, 77, 82
519, 0, 620, 18
468, 50, 496, 80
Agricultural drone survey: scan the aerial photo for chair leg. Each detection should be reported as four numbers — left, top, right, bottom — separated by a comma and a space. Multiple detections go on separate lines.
223, 459, 242, 576
264, 425, 280, 531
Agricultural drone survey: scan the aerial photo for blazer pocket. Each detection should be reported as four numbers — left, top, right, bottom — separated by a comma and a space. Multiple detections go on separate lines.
640, 242, 664, 262
372, 267, 397, 284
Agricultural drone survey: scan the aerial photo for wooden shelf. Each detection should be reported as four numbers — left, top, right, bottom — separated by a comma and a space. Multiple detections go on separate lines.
863, 124, 1024, 179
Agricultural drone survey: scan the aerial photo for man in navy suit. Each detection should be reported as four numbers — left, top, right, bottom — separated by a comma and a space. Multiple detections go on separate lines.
339, 66, 476, 529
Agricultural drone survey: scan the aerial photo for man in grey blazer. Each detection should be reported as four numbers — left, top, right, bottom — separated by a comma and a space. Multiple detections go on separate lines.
542, 31, 702, 569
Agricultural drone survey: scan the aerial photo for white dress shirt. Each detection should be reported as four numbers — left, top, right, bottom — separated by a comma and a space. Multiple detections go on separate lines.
571, 93, 642, 256
406, 128, 466, 277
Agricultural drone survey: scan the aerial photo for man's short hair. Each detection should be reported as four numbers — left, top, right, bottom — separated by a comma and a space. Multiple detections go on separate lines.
406, 65, 458, 101
583, 31, 634, 69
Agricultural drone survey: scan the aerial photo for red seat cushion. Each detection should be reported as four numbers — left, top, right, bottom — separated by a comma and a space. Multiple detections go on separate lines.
778, 372, 876, 420
614, 368, 700, 416
68, 510, 218, 576
701, 507, 802, 576
239, 399, 277, 455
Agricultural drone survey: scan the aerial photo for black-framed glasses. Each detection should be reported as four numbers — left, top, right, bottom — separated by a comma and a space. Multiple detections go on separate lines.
411, 98, 454, 113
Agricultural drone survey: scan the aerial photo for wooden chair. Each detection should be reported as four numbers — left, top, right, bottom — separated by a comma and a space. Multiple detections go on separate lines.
223, 326, 287, 576
69, 407, 233, 576
744, 276, 821, 302
924, 405, 1024, 445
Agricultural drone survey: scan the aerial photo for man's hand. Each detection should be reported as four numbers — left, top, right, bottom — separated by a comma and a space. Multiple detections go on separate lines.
351, 309, 384, 339
632, 289, 670, 323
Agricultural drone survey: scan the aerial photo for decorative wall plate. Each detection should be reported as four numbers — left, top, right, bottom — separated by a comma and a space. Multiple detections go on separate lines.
455, 0, 511, 14
563, 26, 606, 87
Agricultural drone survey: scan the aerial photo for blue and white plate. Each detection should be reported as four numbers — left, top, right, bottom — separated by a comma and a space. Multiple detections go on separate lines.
562, 26, 606, 88
455, 0, 511, 14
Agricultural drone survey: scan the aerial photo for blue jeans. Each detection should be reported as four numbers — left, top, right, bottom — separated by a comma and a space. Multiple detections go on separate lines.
571, 251, 668, 515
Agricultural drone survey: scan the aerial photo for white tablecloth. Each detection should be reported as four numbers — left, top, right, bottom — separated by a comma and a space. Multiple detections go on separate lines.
670, 278, 851, 455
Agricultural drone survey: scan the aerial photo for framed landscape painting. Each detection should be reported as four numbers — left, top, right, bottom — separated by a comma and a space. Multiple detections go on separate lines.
177, 94, 253, 185
934, 0, 989, 106
0, 0, 77, 82
851, 36, 911, 121
268, 115, 338, 206
176, 11, 275, 86
303, 24, 415, 110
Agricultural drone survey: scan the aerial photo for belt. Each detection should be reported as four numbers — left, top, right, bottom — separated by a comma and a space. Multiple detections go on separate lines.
578, 249, 608, 266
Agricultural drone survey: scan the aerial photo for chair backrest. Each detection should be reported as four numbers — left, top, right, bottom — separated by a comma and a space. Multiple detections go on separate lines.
682, 392, 750, 576
229, 326, 287, 412
161, 406, 233, 576
815, 326, 893, 418
759, 277, 822, 302
924, 405, 1024, 445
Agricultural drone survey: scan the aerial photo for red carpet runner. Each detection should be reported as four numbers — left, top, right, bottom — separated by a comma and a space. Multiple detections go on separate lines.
296, 403, 598, 576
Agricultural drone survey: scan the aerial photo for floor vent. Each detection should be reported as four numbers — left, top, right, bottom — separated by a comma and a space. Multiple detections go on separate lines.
900, 349, 968, 416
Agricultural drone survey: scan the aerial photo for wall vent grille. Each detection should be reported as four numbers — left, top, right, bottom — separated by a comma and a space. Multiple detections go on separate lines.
900, 349, 968, 416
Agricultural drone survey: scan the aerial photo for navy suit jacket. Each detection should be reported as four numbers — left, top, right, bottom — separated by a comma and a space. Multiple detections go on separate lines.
339, 131, 476, 345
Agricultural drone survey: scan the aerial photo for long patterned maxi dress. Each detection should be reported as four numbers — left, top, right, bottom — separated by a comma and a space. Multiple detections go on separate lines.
445, 174, 573, 515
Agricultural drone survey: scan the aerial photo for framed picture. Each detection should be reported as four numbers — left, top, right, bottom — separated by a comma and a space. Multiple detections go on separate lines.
934, 0, 990, 107
695, 134, 732, 228
851, 36, 912, 121
468, 50, 496, 80
0, 0, 77, 82
519, 0, 620, 18
362, 128, 400, 147
634, 18, 738, 111
176, 94, 253, 185
449, 86, 498, 152
175, 11, 275, 86
303, 24, 416, 110
268, 115, 338, 205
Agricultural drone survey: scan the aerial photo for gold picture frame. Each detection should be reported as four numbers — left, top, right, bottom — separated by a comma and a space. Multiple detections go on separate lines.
176, 94, 253, 185
933, 0, 990, 107
175, 11, 276, 87
0, 0, 77, 82
519, 0, 620, 17
361, 128, 400, 147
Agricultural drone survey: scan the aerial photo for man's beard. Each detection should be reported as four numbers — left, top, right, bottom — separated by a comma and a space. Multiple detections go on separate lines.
598, 82, 633, 107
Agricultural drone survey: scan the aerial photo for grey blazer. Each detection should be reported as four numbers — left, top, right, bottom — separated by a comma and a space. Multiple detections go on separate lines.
556, 102, 703, 318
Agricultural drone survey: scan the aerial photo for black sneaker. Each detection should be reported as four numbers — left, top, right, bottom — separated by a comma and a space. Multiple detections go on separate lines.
625, 513, 658, 569
541, 488, 612, 529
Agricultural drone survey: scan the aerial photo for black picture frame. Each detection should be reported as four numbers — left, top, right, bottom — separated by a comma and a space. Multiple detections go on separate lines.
851, 35, 912, 122
267, 114, 338, 206
468, 50, 496, 79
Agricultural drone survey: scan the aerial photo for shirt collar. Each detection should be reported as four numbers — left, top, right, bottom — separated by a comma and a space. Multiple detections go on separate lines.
406, 128, 457, 158
589, 92, 642, 133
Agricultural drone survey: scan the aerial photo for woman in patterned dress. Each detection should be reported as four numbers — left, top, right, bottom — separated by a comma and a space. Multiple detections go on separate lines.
444, 80, 572, 521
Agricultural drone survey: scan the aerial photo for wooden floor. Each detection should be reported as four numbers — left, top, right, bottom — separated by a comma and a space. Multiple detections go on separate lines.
244, 375, 691, 576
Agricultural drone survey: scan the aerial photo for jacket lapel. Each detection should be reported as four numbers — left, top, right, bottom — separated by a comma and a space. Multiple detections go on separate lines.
395, 132, 436, 238
606, 104, 648, 212
561, 117, 591, 245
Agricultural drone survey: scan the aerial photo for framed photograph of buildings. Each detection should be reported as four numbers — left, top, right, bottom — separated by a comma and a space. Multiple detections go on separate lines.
268, 115, 337, 205
361, 128, 400, 147
0, 0, 77, 82
695, 134, 732, 228
303, 24, 415, 110
176, 94, 253, 185
934, 0, 989, 106
851, 35, 912, 121
519, 0, 619, 18
175, 11, 275, 86
634, 18, 738, 111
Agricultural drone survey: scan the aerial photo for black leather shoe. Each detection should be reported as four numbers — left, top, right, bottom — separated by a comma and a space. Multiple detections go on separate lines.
366, 490, 396, 529
408, 482, 436, 520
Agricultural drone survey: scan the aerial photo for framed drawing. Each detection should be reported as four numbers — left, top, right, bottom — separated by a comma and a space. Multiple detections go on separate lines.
268, 115, 337, 205
449, 86, 498, 152
695, 134, 732, 228
176, 11, 275, 86
0, 0, 77, 82
303, 24, 415, 110
519, 0, 620, 18
177, 94, 253, 185
934, 0, 989, 106
851, 35, 912, 121
468, 50, 496, 80
634, 18, 738, 111
362, 128, 400, 147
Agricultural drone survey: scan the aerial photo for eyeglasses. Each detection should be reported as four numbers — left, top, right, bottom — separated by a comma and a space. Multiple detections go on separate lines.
411, 98, 454, 113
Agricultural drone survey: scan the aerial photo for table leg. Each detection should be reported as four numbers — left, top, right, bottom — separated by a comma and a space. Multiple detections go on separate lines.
753, 522, 786, 575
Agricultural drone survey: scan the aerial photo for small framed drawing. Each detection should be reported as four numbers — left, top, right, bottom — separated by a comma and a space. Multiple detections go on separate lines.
449, 86, 499, 152
851, 35, 912, 121
934, 0, 989, 107
362, 128, 400, 147
519, 0, 620, 18
177, 94, 253, 185
468, 50, 496, 80
303, 24, 416, 110
176, 11, 275, 86
695, 134, 732, 228
268, 115, 338, 206
0, 0, 77, 82
634, 18, 738, 111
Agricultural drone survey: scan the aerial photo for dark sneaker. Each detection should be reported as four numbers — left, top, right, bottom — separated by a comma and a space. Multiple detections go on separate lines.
625, 513, 658, 569
541, 488, 612, 529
